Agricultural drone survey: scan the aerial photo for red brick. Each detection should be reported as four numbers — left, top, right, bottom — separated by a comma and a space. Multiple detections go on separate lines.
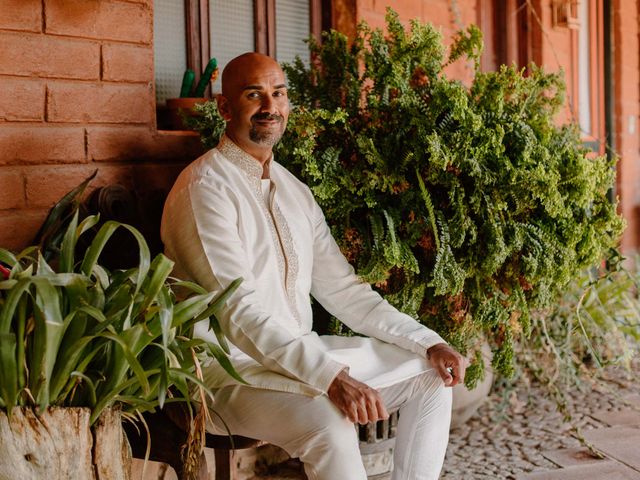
25, 164, 134, 208
87, 127, 204, 162
0, 32, 100, 80
0, 170, 25, 210
0, 78, 45, 121
47, 82, 154, 124
0, 210, 48, 251
0, 126, 86, 165
0, 0, 42, 32
45, 0, 152, 44
102, 44, 153, 83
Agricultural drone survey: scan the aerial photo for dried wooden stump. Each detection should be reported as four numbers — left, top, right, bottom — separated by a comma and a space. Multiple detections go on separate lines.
0, 407, 131, 480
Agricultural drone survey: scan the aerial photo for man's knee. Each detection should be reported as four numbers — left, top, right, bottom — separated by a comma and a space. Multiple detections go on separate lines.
284, 397, 359, 456
414, 370, 453, 408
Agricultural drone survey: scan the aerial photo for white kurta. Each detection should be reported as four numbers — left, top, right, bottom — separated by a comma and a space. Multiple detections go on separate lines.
160, 135, 446, 397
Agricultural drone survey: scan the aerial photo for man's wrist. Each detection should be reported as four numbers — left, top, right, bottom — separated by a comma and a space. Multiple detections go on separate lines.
426, 342, 449, 359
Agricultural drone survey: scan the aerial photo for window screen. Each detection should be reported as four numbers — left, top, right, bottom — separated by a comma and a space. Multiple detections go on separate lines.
577, 0, 592, 135
210, 0, 255, 93
154, 0, 187, 105
275, 0, 310, 67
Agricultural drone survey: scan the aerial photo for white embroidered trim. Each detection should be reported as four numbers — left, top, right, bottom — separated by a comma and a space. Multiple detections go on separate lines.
217, 136, 302, 327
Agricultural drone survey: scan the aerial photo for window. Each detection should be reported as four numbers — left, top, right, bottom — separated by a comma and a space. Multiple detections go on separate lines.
574, 0, 605, 152
154, 0, 188, 105
154, 0, 322, 108
477, 0, 532, 72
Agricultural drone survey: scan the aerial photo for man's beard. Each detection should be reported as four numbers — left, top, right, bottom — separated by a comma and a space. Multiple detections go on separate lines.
249, 113, 285, 146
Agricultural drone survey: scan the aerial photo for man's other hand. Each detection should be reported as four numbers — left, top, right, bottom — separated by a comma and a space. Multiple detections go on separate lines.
327, 370, 389, 424
427, 343, 467, 387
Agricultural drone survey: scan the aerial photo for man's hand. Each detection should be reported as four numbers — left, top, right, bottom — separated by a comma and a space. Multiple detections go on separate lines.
327, 370, 389, 424
427, 343, 467, 387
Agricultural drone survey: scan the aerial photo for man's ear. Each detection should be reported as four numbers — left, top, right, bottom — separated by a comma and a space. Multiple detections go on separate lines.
217, 94, 231, 122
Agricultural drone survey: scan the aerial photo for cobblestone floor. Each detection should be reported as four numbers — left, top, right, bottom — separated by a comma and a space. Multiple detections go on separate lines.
441, 357, 640, 479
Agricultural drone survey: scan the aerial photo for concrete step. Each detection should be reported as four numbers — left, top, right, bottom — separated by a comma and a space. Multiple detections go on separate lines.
582, 425, 640, 471
541, 446, 604, 468
518, 460, 640, 479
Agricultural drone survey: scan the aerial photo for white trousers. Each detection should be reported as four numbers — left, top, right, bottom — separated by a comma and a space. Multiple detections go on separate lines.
208, 368, 452, 480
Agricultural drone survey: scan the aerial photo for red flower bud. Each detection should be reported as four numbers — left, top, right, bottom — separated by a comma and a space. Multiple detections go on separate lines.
0, 264, 10, 280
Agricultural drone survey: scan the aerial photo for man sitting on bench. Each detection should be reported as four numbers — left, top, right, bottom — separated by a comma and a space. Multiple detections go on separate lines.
161, 52, 466, 480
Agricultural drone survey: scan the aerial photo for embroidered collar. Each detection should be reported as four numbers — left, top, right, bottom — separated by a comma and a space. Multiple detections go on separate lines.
217, 134, 273, 180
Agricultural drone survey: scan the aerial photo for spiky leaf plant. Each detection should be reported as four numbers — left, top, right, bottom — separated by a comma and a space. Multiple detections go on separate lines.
0, 211, 241, 425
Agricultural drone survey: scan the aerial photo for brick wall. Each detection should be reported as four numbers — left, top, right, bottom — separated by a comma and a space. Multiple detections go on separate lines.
0, 0, 203, 251
612, 0, 640, 251
1, 0, 638, 253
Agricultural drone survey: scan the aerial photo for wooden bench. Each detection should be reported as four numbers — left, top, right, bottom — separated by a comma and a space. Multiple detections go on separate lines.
124, 405, 263, 480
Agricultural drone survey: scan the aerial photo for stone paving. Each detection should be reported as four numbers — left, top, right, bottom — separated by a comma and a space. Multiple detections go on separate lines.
442, 358, 640, 479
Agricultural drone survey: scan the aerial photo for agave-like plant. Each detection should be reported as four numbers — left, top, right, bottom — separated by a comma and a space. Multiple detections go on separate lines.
0, 211, 242, 425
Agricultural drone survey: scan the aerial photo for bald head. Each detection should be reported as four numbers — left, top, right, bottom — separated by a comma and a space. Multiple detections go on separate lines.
221, 52, 284, 97
217, 52, 290, 164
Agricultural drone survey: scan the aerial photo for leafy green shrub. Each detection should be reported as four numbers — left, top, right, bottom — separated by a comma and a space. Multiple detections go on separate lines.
0, 211, 241, 425
189, 9, 625, 387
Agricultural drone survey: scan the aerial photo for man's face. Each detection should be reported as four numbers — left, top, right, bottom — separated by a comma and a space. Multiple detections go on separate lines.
219, 60, 290, 148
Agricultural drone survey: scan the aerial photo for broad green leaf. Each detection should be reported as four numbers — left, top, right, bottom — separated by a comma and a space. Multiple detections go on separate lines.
15, 295, 27, 392
50, 334, 96, 402
136, 254, 174, 317
69, 371, 97, 407
0, 333, 18, 410
81, 221, 150, 297
90, 369, 160, 424
0, 277, 31, 334
99, 328, 152, 395
173, 292, 216, 328
32, 277, 66, 408
206, 342, 247, 384
34, 169, 96, 259
59, 210, 79, 273
56, 342, 106, 403
77, 213, 101, 237
170, 279, 208, 295
0, 248, 17, 268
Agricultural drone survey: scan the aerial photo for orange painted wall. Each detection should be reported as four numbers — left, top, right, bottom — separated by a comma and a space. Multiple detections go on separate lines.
0, 0, 203, 251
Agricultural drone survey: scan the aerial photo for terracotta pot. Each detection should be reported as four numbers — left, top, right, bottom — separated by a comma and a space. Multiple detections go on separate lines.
450, 341, 494, 429
166, 97, 208, 131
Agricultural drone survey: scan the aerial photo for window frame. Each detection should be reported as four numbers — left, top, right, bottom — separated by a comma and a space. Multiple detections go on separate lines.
570, 0, 605, 153
477, 0, 532, 72
184, 0, 323, 93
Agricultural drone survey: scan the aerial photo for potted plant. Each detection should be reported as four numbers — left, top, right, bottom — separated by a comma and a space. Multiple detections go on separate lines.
0, 185, 241, 478
166, 59, 219, 130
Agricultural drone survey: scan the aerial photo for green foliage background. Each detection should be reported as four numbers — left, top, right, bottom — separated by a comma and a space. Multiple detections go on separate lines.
190, 10, 625, 386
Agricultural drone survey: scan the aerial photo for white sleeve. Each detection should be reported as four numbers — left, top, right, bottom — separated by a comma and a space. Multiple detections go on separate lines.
309, 199, 446, 356
162, 183, 347, 393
